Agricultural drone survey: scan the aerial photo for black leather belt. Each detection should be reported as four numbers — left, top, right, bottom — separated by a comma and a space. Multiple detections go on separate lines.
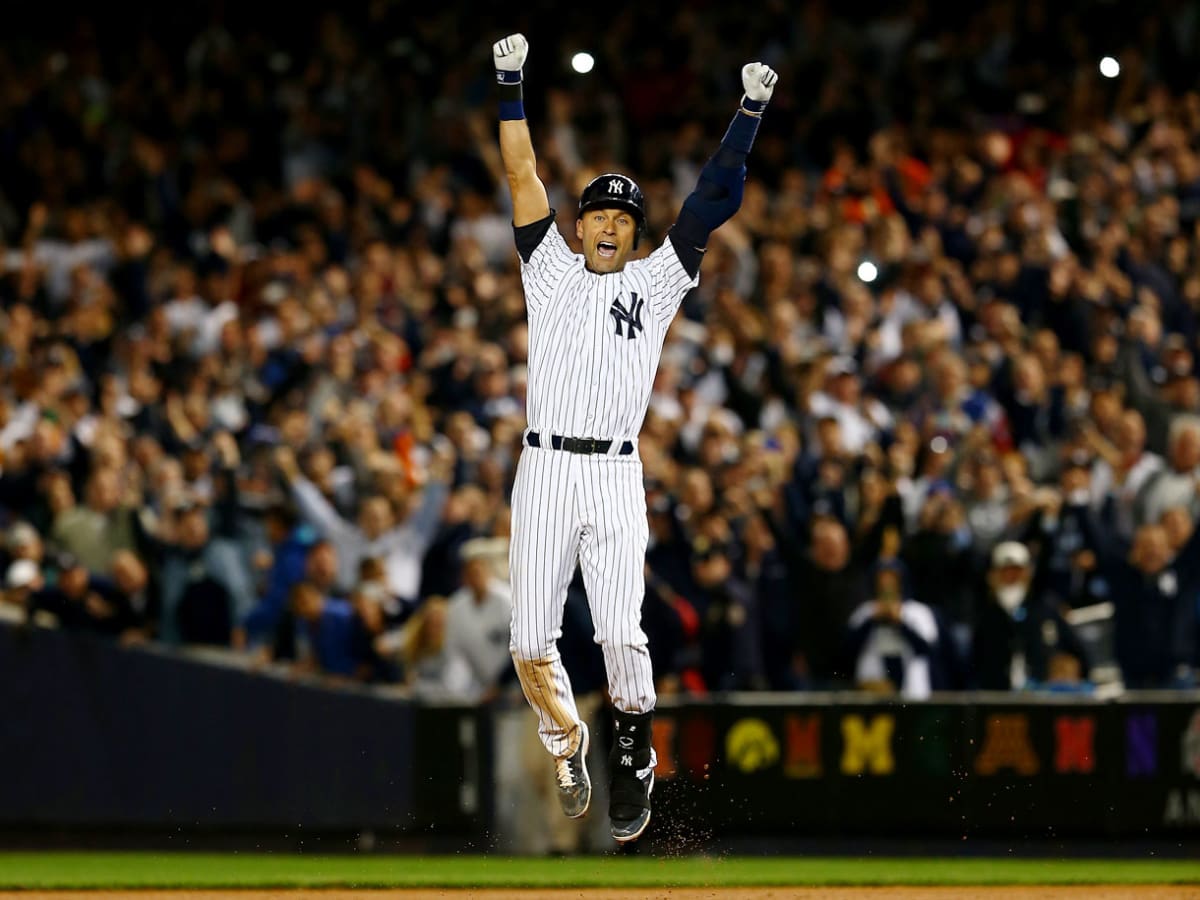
526, 430, 634, 456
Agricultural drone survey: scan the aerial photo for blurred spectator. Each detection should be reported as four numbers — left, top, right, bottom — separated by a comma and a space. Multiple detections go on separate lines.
1078, 491, 1200, 689
237, 503, 315, 656
420, 482, 494, 598
3, 557, 44, 613
5, 520, 44, 568
1161, 506, 1200, 679
442, 538, 513, 701
291, 580, 364, 680
1023, 454, 1105, 609
688, 534, 764, 692
900, 487, 977, 635
1086, 409, 1164, 541
274, 443, 452, 606
739, 510, 795, 690
913, 350, 1009, 452
995, 350, 1067, 482
347, 581, 398, 684
959, 446, 1015, 557
29, 557, 143, 640
787, 484, 903, 688
356, 555, 415, 627
381, 596, 478, 701
970, 541, 1090, 691
806, 356, 892, 455
88, 549, 155, 641
786, 415, 852, 532
154, 502, 235, 646
1115, 328, 1199, 458
50, 467, 139, 575
642, 566, 701, 695
1139, 418, 1200, 526
846, 560, 944, 700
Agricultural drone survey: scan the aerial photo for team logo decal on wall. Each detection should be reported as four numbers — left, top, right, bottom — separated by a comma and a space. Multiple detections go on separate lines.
1182, 710, 1200, 778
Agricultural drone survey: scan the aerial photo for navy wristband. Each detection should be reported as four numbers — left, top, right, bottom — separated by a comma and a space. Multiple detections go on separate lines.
741, 96, 768, 115
498, 81, 524, 121
496, 69, 522, 85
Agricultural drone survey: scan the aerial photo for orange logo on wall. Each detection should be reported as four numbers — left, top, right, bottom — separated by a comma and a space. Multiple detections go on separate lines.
1054, 716, 1096, 773
975, 714, 1039, 775
652, 717, 677, 780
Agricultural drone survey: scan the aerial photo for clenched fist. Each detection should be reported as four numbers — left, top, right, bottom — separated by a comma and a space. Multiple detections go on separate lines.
493, 33, 528, 83
741, 62, 779, 111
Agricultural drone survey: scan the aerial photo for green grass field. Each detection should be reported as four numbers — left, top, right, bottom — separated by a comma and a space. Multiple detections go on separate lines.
0, 853, 1196, 889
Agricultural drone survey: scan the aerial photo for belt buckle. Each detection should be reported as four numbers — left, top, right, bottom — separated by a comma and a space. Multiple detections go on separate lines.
573, 437, 596, 454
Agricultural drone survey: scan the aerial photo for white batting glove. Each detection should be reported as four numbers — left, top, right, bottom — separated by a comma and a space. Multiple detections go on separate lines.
741, 62, 778, 114
493, 33, 529, 84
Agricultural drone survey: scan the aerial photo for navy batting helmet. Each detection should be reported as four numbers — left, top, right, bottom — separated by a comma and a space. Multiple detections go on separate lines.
578, 173, 647, 248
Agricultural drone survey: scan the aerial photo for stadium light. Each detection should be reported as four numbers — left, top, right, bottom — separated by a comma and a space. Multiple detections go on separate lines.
1099, 56, 1120, 79
857, 260, 878, 283
571, 52, 595, 74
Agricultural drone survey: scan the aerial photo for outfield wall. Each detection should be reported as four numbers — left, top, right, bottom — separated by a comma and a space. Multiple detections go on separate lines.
1, 623, 1197, 843
0, 623, 488, 835
645, 694, 1200, 839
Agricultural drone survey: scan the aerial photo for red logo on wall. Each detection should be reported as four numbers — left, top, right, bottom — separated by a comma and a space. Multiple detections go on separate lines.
1054, 716, 1096, 774
784, 714, 822, 778
680, 716, 717, 782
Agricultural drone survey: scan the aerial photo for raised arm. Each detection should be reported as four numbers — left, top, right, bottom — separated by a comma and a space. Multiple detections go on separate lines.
667, 62, 779, 278
493, 33, 550, 227
274, 446, 355, 546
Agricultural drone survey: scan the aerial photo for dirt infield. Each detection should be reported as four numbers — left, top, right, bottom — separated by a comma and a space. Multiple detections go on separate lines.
4, 888, 1197, 899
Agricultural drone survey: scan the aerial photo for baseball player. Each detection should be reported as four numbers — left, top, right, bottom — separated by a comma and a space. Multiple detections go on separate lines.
492, 31, 777, 842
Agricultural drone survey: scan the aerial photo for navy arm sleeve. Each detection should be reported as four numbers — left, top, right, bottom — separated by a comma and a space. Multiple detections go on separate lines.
667, 110, 764, 280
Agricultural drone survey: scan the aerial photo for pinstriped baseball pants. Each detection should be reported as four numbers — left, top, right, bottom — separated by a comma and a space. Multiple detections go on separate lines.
508, 444, 656, 759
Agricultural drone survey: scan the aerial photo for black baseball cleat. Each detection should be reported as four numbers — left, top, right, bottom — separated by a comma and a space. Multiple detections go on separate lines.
609, 764, 654, 842
555, 722, 591, 818
609, 709, 655, 842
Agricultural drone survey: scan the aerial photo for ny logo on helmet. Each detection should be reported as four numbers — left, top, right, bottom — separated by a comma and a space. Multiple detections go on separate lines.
610, 292, 644, 340
608, 178, 625, 195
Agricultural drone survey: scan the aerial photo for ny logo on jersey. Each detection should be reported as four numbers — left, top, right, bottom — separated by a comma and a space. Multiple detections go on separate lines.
609, 178, 625, 195
610, 292, 644, 340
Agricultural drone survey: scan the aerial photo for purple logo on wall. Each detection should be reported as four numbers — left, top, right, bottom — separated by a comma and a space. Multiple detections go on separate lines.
1126, 713, 1157, 778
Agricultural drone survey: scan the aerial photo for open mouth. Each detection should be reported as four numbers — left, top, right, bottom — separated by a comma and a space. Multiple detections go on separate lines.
597, 241, 617, 259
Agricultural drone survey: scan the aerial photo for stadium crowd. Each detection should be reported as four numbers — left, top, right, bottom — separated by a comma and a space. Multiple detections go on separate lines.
1, 1, 1199, 700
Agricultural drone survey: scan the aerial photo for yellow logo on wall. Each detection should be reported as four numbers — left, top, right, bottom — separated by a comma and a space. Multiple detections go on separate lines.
840, 715, 896, 775
726, 718, 780, 773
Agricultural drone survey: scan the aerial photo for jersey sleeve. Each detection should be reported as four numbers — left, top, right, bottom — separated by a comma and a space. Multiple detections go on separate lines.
644, 238, 701, 325
515, 210, 576, 316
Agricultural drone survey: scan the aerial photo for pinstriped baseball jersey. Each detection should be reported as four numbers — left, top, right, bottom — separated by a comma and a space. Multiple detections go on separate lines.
520, 219, 699, 441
